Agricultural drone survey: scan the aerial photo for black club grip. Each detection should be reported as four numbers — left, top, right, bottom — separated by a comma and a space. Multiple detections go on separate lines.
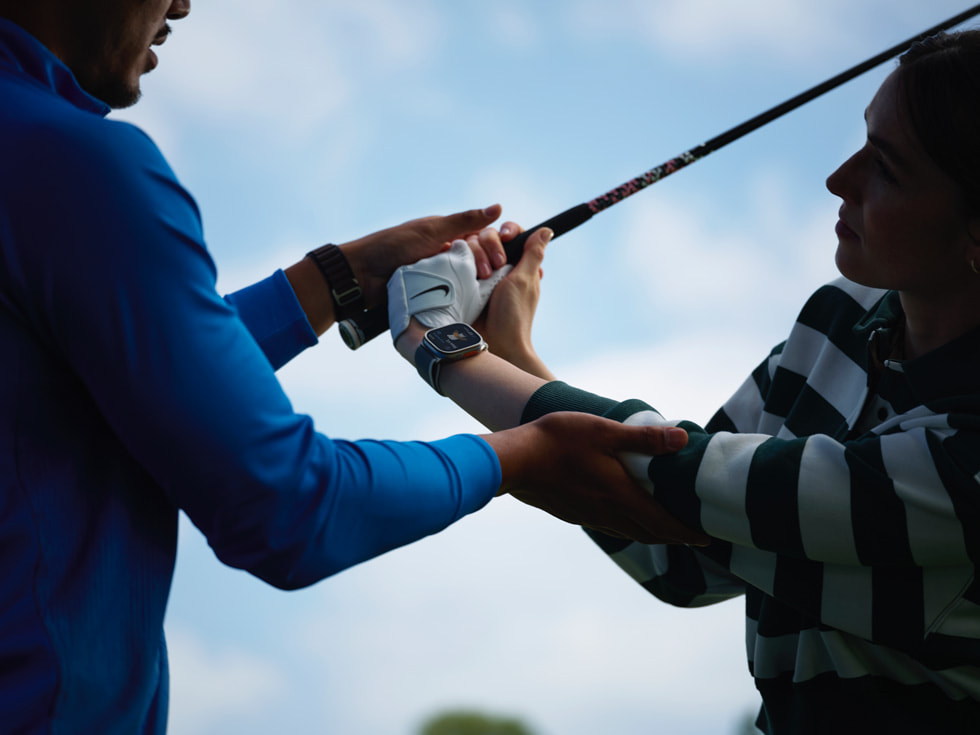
338, 203, 593, 350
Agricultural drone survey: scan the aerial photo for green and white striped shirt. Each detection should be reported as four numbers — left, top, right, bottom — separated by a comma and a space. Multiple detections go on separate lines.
523, 278, 980, 734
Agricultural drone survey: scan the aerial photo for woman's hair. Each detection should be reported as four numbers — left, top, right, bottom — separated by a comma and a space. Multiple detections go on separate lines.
899, 30, 980, 210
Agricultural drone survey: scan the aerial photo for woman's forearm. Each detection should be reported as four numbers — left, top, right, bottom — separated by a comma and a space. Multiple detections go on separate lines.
395, 321, 548, 431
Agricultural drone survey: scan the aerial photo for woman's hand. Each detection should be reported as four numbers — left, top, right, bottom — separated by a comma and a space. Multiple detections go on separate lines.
470, 224, 556, 379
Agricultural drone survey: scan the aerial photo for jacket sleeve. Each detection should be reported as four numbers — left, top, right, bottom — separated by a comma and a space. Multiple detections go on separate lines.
223, 270, 318, 371
8, 118, 500, 589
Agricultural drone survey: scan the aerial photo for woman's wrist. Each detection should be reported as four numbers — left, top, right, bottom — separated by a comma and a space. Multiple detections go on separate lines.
394, 320, 427, 362
487, 339, 556, 381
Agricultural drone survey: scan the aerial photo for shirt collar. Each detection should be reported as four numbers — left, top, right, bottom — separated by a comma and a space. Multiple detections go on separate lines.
853, 289, 903, 336
0, 18, 110, 116
853, 288, 980, 406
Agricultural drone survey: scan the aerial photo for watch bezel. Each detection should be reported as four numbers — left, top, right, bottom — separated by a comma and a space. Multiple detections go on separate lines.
422, 323, 485, 358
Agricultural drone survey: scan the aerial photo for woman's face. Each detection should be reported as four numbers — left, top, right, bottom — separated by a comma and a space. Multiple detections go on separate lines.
826, 69, 977, 298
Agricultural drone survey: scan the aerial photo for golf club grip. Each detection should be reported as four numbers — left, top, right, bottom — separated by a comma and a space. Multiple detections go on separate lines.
339, 203, 594, 349
501, 202, 594, 264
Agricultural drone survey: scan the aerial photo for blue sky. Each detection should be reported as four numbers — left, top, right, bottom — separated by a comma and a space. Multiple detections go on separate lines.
114, 2, 978, 733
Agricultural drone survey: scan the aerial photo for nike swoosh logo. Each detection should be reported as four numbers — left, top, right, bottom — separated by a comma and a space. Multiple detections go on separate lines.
410, 285, 450, 300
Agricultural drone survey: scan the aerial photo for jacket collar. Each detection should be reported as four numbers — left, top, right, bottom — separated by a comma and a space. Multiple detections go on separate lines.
0, 18, 109, 116
854, 290, 980, 409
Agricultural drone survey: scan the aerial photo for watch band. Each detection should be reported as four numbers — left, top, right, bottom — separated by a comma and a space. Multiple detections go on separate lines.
415, 340, 444, 394
306, 243, 365, 321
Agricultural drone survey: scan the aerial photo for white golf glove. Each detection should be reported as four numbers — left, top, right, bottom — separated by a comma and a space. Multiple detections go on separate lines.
388, 239, 511, 342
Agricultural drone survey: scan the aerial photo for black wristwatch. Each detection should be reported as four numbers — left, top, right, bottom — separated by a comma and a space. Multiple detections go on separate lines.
305, 243, 365, 321
414, 323, 487, 395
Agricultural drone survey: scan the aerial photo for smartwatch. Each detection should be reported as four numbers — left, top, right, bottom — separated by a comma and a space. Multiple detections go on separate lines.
414, 323, 487, 395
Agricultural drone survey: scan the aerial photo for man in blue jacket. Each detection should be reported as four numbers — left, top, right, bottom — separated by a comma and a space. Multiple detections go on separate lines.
0, 1, 703, 732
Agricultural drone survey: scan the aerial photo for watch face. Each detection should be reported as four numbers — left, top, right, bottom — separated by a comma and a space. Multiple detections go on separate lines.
425, 323, 483, 356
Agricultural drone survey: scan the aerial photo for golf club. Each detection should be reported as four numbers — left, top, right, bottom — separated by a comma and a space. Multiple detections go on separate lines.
340, 3, 980, 350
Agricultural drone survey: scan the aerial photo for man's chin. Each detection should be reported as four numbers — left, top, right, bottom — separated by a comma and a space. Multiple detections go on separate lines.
108, 89, 143, 110
100, 84, 142, 110
79, 75, 142, 109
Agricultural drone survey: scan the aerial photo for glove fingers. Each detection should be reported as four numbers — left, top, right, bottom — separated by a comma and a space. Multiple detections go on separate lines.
478, 264, 512, 301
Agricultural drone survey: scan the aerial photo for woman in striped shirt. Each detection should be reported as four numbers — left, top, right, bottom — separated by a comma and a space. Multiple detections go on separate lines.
390, 29, 980, 735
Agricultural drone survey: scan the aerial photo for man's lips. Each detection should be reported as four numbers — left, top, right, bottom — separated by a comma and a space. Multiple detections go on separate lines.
148, 26, 170, 70
151, 25, 171, 47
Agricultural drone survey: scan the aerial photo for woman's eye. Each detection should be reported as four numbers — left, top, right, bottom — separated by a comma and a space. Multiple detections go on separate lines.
873, 155, 896, 182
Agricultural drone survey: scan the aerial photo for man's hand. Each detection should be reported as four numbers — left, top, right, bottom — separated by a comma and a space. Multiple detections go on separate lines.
341, 205, 507, 310
482, 412, 710, 545
285, 205, 508, 335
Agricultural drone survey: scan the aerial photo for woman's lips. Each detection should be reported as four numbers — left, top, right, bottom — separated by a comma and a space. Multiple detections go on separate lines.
835, 216, 858, 240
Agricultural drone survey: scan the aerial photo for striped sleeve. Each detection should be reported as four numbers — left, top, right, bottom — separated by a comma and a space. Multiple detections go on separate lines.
525, 384, 746, 608
524, 280, 980, 648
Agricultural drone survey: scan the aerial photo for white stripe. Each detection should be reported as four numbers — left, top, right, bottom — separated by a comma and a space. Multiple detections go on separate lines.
619, 409, 671, 495
925, 575, 979, 638
899, 409, 951, 433
870, 404, 940, 435
779, 323, 869, 420
759, 409, 792, 437
695, 433, 762, 543
798, 434, 859, 564
608, 542, 669, 584
750, 627, 980, 700
830, 278, 888, 310
607, 544, 745, 606
880, 429, 969, 566
721, 371, 768, 433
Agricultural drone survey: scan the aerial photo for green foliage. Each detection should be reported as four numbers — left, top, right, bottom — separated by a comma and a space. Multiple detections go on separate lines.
417, 709, 537, 735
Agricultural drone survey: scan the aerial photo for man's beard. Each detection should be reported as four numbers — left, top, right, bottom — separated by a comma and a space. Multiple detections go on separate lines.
81, 74, 143, 109
68, 31, 149, 109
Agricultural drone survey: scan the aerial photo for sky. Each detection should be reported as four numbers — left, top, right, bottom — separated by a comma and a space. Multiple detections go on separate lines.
112, 2, 979, 734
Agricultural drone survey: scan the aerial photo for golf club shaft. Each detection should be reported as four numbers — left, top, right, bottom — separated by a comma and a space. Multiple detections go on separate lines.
340, 3, 980, 350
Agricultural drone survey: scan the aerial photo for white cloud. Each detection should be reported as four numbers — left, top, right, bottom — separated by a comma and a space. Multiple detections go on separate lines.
285, 499, 759, 735
482, 4, 540, 49
613, 173, 840, 336
130, 1, 447, 140
563, 0, 971, 65
166, 628, 289, 735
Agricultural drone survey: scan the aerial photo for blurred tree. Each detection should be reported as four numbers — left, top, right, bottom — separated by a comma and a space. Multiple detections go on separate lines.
417, 709, 537, 735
